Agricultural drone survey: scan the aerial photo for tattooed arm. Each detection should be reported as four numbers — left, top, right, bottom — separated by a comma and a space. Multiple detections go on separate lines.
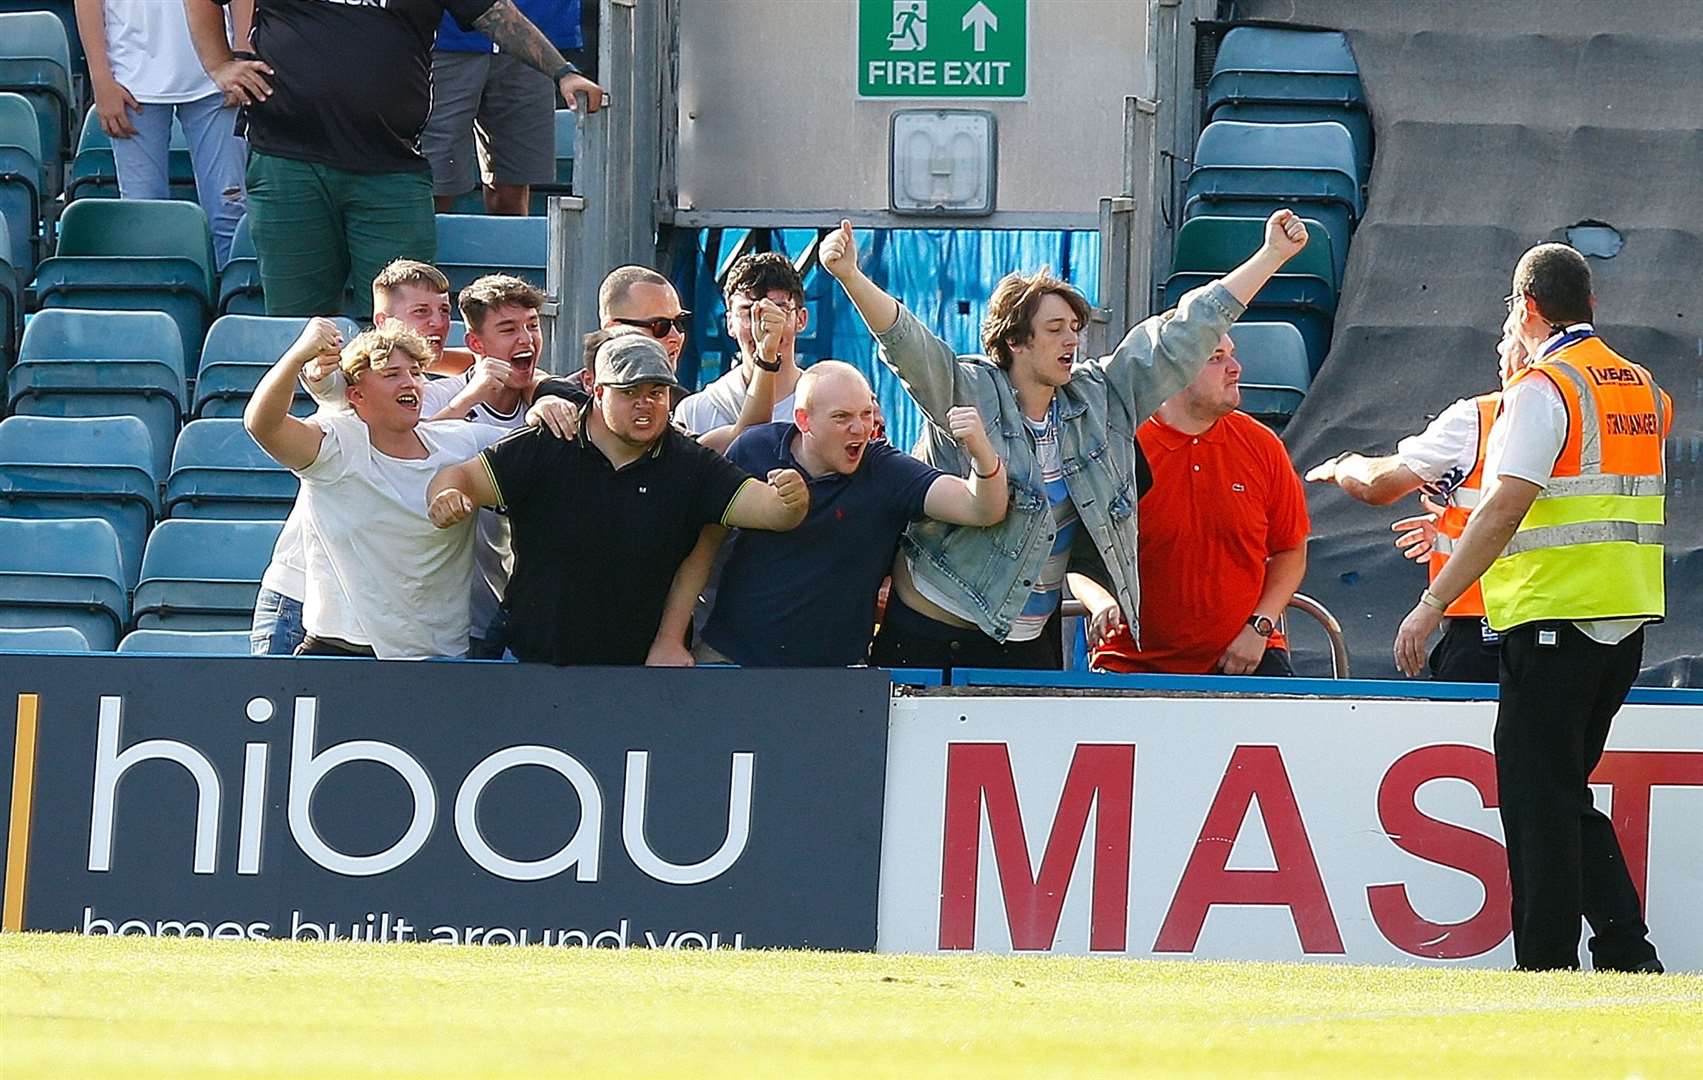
472, 0, 608, 111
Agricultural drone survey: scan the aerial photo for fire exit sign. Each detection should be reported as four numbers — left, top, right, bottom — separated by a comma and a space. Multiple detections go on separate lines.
858, 0, 1028, 99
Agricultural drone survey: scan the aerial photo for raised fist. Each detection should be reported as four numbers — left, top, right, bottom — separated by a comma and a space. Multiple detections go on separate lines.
295, 317, 344, 364
946, 405, 992, 456
753, 298, 789, 363
470, 355, 514, 395
819, 220, 859, 281
428, 488, 475, 529
1263, 209, 1309, 260
769, 467, 809, 513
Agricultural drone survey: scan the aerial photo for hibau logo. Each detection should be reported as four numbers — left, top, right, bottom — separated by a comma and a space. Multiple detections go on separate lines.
85, 695, 755, 884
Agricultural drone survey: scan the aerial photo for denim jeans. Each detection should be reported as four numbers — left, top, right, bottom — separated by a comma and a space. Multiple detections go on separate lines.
108, 90, 247, 267
250, 588, 306, 656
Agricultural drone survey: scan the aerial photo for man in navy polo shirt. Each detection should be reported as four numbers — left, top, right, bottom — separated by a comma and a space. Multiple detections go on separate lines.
697, 361, 1009, 667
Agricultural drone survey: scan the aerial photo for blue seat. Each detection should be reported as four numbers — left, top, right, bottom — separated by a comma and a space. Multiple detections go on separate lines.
1162, 271, 1336, 374
6, 309, 188, 477
527, 109, 578, 213
0, 624, 90, 651
217, 215, 265, 315
118, 628, 251, 654
1209, 101, 1373, 187
0, 11, 73, 194
1227, 321, 1311, 422
0, 516, 128, 649
193, 314, 354, 418
0, 414, 161, 586
0, 91, 42, 273
0, 1, 84, 87
132, 518, 282, 630
31, 199, 217, 371
0, 214, 18, 374
66, 102, 198, 202
166, 418, 299, 520
1191, 121, 1361, 214
1183, 196, 1353, 291
436, 213, 548, 296
1213, 26, 1359, 77
1171, 214, 1340, 291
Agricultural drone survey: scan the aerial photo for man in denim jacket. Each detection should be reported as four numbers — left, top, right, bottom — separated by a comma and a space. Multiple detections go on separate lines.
819, 211, 1310, 672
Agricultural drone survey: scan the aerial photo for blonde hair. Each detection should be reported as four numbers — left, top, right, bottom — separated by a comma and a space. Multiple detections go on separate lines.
339, 325, 433, 383
372, 258, 450, 298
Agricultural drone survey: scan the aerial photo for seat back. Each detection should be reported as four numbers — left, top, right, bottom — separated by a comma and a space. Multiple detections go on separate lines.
0, 10, 73, 176
1214, 27, 1358, 76
118, 628, 251, 654
435, 213, 548, 293
133, 518, 282, 629
0, 624, 89, 651
0, 91, 42, 270
167, 418, 298, 519
54, 197, 216, 288
69, 103, 197, 201
1228, 321, 1312, 420
0, 515, 128, 648
18, 307, 186, 370
1209, 101, 1373, 185
194, 314, 355, 416
1195, 120, 1359, 187
1173, 215, 1338, 289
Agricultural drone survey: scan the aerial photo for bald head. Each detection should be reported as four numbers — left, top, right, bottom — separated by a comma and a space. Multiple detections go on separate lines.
795, 361, 877, 476
795, 360, 870, 414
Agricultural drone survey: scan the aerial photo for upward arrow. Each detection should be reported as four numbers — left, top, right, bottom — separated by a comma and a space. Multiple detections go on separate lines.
962, 1, 998, 52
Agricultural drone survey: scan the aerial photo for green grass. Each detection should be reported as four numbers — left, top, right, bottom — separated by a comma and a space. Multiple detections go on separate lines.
3, 933, 1700, 1078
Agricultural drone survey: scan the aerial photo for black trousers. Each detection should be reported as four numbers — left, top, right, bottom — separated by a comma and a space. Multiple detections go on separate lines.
1495, 621, 1658, 971
1429, 616, 1502, 683
871, 595, 1062, 678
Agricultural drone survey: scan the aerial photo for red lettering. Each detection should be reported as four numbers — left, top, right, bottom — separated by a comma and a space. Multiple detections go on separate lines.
1590, 750, 1703, 912
1155, 745, 1343, 954
938, 743, 1134, 951
1366, 745, 1510, 958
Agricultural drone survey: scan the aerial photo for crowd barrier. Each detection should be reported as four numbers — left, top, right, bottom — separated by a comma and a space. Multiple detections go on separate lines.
3, 655, 1699, 970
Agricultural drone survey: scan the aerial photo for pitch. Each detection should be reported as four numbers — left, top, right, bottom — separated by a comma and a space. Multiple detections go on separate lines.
3, 933, 1699, 1078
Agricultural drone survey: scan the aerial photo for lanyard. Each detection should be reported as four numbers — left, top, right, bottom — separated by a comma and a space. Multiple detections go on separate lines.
1540, 326, 1595, 359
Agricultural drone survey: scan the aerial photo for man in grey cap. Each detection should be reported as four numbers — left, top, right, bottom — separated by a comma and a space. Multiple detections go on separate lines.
427, 334, 809, 665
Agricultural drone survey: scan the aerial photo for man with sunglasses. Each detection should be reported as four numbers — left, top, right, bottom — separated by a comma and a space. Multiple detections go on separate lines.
599, 265, 693, 365
677, 252, 810, 443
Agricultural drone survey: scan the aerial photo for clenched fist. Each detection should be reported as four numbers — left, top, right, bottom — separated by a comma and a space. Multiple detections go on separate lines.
292, 317, 345, 370
819, 220, 859, 282
428, 488, 475, 529
752, 297, 789, 365
469, 355, 514, 396
1263, 209, 1309, 261
769, 467, 809, 513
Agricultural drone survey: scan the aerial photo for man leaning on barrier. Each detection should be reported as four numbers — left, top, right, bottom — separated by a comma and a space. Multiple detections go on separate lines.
817, 210, 1310, 673
426, 335, 810, 666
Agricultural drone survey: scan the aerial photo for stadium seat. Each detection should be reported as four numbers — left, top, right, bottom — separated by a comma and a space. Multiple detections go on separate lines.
6, 309, 188, 477
132, 518, 282, 631
436, 213, 548, 296
0, 414, 161, 586
193, 314, 355, 418
1183, 196, 1353, 293
0, 516, 129, 649
527, 108, 578, 213
1227, 321, 1311, 423
0, 214, 19, 374
1212, 26, 1359, 77
0, 624, 90, 651
1172, 215, 1339, 290
0, 91, 43, 274
1209, 101, 1373, 187
166, 418, 298, 520
1162, 271, 1336, 374
217, 215, 265, 314
0, 11, 73, 193
117, 628, 251, 654
31, 198, 218, 371
1191, 121, 1361, 212
66, 103, 199, 203
0, 0, 84, 89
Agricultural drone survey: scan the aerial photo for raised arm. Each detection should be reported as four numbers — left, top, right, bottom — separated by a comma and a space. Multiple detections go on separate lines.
922, 406, 1008, 526
184, 0, 271, 105
723, 469, 809, 531
425, 457, 502, 529
470, 0, 606, 111
1304, 453, 1424, 505
820, 219, 969, 428
697, 300, 785, 453
243, 318, 342, 470
428, 357, 509, 421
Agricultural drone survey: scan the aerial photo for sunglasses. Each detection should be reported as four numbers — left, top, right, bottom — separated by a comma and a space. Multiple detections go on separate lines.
613, 312, 692, 338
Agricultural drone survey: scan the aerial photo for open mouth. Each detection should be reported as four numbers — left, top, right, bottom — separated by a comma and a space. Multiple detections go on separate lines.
511, 349, 536, 371
397, 390, 420, 410
1057, 352, 1075, 371
844, 441, 866, 464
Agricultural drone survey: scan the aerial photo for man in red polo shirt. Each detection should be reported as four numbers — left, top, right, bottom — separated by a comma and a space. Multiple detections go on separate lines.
1080, 333, 1310, 675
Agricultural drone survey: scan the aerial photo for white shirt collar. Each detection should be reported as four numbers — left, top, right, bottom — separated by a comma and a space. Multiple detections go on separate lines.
1538, 322, 1594, 354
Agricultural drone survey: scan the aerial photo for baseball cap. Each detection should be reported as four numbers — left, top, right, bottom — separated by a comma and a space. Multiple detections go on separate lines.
593, 334, 681, 389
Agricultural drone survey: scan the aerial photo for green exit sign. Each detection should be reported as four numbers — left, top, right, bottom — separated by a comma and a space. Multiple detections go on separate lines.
858, 0, 1028, 99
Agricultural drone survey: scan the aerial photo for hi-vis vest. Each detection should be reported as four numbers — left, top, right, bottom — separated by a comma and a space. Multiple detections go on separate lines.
1480, 334, 1670, 632
1429, 393, 1500, 619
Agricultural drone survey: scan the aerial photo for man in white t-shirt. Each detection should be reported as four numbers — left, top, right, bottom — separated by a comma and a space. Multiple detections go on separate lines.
74, 0, 251, 265
244, 320, 507, 658
675, 252, 809, 444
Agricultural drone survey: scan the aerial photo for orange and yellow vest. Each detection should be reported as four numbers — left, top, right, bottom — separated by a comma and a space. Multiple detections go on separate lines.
1429, 393, 1500, 619
1480, 335, 1670, 632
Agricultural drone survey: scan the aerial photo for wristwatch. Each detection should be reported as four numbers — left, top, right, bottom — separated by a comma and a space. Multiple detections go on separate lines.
1246, 614, 1276, 638
753, 354, 782, 373
552, 60, 582, 82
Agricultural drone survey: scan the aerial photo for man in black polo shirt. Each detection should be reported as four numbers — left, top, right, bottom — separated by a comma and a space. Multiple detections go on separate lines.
184, 0, 604, 318
697, 361, 1009, 667
427, 335, 809, 665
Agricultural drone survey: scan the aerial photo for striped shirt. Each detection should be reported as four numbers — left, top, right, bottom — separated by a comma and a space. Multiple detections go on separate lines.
1008, 407, 1079, 641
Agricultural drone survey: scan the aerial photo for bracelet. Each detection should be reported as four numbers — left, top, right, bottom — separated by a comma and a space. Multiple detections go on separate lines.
971, 459, 1002, 480
1418, 589, 1448, 613
552, 60, 582, 81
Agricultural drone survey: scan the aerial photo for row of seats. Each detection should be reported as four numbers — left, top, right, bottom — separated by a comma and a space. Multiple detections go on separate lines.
1172, 26, 1374, 421
0, 625, 251, 654
0, 516, 277, 650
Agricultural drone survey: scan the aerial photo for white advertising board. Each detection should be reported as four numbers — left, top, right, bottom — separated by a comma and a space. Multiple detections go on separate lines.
877, 695, 1703, 970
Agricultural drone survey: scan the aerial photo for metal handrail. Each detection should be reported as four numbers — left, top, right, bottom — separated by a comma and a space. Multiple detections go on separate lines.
1061, 591, 1351, 678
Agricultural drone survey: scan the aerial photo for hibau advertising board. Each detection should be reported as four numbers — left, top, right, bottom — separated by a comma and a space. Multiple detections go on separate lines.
877, 694, 1703, 969
1, 657, 891, 949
